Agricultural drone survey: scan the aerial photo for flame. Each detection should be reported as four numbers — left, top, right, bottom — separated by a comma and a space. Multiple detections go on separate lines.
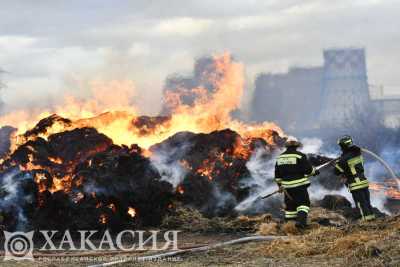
99, 214, 108, 224
19, 154, 74, 194
370, 180, 400, 200
34, 172, 48, 193
108, 203, 117, 213
0, 53, 283, 153
127, 207, 136, 218
0, 53, 286, 201
50, 175, 72, 193
73, 192, 84, 203
386, 188, 400, 200
177, 185, 184, 195
196, 159, 215, 180
48, 157, 63, 164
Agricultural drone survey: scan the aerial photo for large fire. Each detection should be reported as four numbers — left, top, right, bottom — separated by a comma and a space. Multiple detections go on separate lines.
0, 53, 283, 153
0, 53, 287, 230
0, 53, 285, 194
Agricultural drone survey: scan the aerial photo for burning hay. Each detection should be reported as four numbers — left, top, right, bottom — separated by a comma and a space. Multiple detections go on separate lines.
0, 119, 175, 231
0, 112, 394, 232
0, 113, 285, 231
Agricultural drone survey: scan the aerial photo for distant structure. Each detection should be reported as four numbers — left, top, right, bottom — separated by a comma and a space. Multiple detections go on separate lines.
251, 67, 322, 131
319, 48, 370, 128
250, 47, 400, 133
370, 85, 400, 127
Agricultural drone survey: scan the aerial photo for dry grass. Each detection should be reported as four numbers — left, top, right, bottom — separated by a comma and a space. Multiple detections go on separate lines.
161, 205, 273, 233
281, 221, 300, 235
257, 222, 279, 235
261, 215, 400, 266
308, 207, 348, 225
3, 213, 400, 266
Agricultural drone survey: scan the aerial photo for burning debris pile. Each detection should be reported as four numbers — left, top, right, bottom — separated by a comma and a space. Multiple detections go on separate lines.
150, 128, 284, 217
0, 115, 174, 231
0, 113, 286, 231
0, 53, 288, 231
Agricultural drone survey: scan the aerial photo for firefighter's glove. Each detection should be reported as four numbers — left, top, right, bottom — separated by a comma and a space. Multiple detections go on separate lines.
314, 169, 320, 176
278, 185, 284, 193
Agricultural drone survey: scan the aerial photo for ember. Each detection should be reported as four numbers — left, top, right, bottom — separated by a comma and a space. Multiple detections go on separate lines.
128, 207, 137, 218
99, 214, 108, 224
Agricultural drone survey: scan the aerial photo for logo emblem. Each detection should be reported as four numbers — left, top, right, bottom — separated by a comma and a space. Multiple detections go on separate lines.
3, 231, 34, 261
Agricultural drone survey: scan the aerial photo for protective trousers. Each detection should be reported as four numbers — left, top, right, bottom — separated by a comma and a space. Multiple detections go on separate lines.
284, 186, 310, 227
351, 187, 375, 221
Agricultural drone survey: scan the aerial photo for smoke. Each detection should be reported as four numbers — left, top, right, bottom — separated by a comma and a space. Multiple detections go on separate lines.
0, 126, 16, 157
234, 138, 335, 214
149, 138, 193, 189
234, 136, 395, 216
299, 137, 338, 158
365, 146, 400, 181
211, 185, 236, 215
0, 169, 34, 230
235, 146, 280, 213
304, 138, 395, 214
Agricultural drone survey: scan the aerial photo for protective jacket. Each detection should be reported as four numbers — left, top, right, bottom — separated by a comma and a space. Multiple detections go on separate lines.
334, 145, 369, 191
274, 148, 316, 189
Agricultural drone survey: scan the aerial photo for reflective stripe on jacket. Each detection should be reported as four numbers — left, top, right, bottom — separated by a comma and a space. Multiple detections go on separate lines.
274, 148, 315, 189
334, 146, 369, 192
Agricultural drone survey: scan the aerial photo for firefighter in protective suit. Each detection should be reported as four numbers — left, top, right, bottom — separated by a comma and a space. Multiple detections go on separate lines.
334, 135, 375, 221
274, 139, 319, 228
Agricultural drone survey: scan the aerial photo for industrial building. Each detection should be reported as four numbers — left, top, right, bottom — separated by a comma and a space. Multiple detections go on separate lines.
250, 48, 400, 132
370, 87, 400, 127
251, 66, 322, 131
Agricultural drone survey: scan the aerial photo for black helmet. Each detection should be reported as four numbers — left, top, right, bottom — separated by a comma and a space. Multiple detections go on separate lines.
337, 135, 353, 148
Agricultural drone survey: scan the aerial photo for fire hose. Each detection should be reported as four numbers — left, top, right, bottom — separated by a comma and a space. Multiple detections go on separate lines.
361, 148, 399, 187
88, 235, 286, 267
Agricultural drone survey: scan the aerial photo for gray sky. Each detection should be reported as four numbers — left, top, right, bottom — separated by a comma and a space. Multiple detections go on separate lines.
1, 0, 399, 115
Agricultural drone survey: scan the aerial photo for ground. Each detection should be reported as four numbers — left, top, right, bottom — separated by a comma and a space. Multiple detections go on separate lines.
1, 213, 400, 267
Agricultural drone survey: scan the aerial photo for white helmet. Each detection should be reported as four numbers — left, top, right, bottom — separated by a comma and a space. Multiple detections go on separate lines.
284, 137, 302, 148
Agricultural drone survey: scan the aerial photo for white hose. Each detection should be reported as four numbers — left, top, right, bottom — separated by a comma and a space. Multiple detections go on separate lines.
88, 235, 285, 267
361, 148, 400, 189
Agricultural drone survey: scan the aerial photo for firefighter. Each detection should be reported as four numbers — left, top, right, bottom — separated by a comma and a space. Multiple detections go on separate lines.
274, 138, 320, 228
334, 135, 375, 221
